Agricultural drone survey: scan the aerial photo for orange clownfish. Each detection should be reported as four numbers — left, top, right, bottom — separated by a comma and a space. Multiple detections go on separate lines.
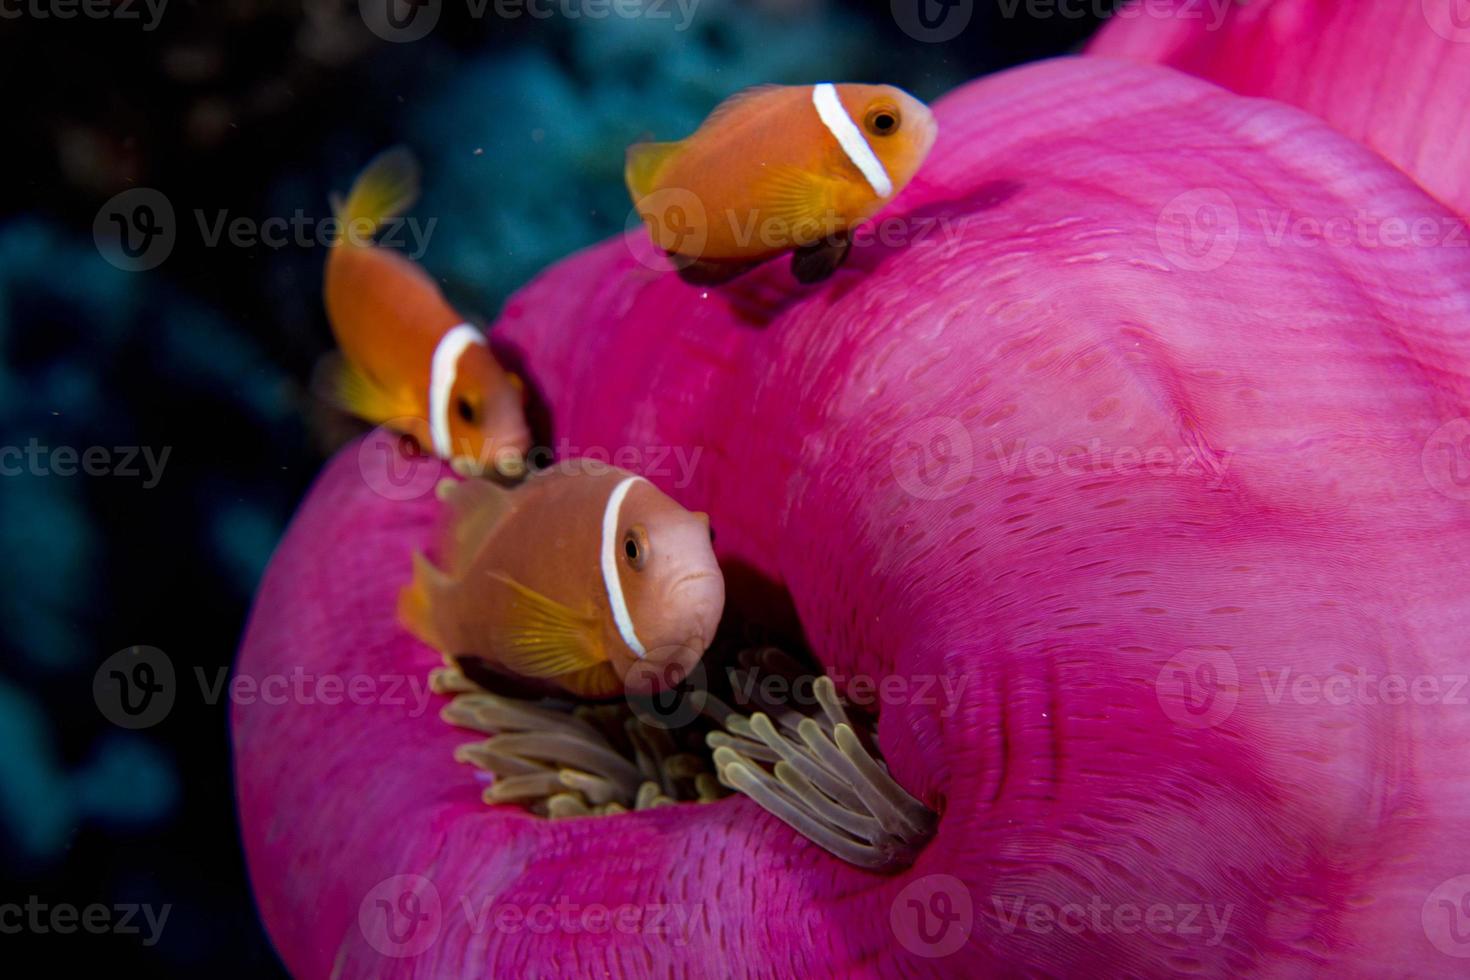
625, 83, 938, 285
399, 465, 725, 699
323, 148, 531, 475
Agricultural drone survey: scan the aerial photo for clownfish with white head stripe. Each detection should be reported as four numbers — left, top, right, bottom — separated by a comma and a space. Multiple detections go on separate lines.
323, 147, 531, 474
398, 464, 725, 699
626, 82, 938, 284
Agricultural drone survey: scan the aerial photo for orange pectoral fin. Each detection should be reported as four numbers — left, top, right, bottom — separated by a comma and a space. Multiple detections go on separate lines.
398, 551, 454, 651
485, 572, 607, 679
553, 663, 625, 700
754, 166, 844, 248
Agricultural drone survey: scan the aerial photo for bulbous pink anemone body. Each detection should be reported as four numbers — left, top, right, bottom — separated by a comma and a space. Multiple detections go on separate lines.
235, 16, 1470, 978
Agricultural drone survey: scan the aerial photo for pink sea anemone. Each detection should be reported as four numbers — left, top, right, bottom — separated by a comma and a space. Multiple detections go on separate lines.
235, 9, 1470, 976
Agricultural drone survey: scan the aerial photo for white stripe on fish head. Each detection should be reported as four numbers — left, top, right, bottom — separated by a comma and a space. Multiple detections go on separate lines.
600, 475, 649, 659
428, 323, 487, 459
811, 82, 893, 199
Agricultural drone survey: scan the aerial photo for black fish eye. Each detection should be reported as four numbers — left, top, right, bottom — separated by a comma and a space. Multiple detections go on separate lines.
456, 396, 477, 423
866, 107, 900, 137
623, 526, 649, 570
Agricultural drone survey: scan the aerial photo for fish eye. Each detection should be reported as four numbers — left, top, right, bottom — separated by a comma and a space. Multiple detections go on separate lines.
456, 396, 478, 424
865, 105, 900, 137
623, 525, 650, 570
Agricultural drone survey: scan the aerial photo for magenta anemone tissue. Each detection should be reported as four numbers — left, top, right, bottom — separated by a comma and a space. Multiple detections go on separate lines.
235, 16, 1470, 979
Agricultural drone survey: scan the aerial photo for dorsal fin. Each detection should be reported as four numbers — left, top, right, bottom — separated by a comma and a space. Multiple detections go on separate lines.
436, 476, 517, 575
695, 83, 785, 133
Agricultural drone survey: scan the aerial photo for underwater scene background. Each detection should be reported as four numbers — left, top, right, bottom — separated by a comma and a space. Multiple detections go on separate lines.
0, 1, 1100, 974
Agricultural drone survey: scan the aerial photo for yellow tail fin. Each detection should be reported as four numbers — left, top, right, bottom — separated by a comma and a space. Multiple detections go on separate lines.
332, 145, 421, 246
624, 141, 680, 201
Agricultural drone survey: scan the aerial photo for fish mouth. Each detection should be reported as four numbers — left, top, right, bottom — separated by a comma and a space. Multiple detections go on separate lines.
671, 571, 721, 592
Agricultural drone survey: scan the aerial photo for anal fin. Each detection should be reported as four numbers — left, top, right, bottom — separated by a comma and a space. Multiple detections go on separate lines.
674, 255, 765, 286
791, 236, 852, 284
554, 663, 624, 700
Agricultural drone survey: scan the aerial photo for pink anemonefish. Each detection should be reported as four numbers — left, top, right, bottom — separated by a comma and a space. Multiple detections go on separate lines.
399, 465, 725, 699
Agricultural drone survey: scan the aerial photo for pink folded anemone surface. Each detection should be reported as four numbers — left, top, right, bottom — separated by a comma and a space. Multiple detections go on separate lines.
235, 11, 1470, 978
